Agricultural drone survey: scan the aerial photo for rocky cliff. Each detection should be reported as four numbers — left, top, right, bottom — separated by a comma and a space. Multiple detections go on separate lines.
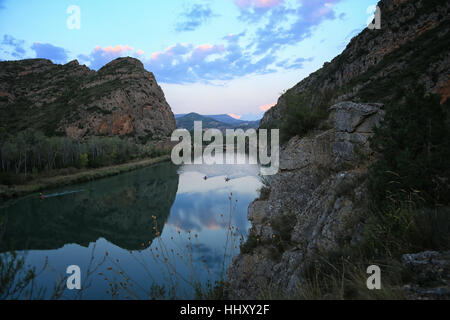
262, 0, 450, 128
227, 0, 450, 299
0, 57, 176, 144
226, 102, 385, 298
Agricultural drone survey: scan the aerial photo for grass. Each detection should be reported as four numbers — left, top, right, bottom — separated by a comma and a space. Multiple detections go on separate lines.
98, 193, 245, 300
0, 155, 171, 201
285, 191, 449, 300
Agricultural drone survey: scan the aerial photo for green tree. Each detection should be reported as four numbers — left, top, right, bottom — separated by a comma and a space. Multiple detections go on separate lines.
78, 153, 89, 168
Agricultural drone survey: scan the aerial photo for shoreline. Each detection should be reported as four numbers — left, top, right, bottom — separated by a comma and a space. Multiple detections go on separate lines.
0, 155, 171, 201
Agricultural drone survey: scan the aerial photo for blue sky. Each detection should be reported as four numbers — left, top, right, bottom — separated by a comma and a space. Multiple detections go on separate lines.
0, 0, 376, 118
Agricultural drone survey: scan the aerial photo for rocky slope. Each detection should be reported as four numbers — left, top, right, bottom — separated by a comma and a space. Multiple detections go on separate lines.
0, 57, 176, 144
226, 0, 450, 299
262, 0, 450, 128
226, 102, 385, 298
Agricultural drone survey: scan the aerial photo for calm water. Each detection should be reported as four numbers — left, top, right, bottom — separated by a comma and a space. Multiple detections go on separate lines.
0, 158, 262, 299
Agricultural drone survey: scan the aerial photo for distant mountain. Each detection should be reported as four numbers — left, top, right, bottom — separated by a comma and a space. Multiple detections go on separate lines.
176, 113, 259, 131
240, 113, 264, 121
207, 114, 245, 125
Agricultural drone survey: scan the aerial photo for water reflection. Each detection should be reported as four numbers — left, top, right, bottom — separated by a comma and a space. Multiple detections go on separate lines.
1, 162, 179, 252
0, 156, 262, 299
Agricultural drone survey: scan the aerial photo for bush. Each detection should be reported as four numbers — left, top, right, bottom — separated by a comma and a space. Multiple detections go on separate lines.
279, 90, 332, 144
78, 153, 89, 168
369, 88, 450, 208
0, 173, 27, 186
281, 100, 326, 143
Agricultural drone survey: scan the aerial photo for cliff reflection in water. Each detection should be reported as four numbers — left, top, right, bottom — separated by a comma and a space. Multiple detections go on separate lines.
0, 155, 262, 299
0, 162, 179, 252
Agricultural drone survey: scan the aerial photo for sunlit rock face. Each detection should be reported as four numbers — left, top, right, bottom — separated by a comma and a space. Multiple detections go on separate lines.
0, 57, 176, 144
226, 102, 385, 299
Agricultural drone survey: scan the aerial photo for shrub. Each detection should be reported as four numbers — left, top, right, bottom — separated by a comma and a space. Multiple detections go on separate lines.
279, 90, 333, 144
368, 88, 450, 208
78, 153, 89, 168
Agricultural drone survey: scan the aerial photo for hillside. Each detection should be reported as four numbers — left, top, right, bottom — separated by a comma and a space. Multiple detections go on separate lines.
0, 57, 176, 144
176, 112, 259, 131
226, 0, 450, 300
262, 0, 449, 133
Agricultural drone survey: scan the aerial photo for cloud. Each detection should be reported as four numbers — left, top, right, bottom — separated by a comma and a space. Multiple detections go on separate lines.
237, 0, 342, 54
1, 35, 26, 58
276, 56, 313, 69
31, 42, 69, 64
77, 44, 141, 70
228, 113, 242, 119
223, 31, 246, 43
259, 103, 275, 112
234, 0, 284, 9
76, 34, 310, 84
143, 40, 279, 84
175, 4, 216, 32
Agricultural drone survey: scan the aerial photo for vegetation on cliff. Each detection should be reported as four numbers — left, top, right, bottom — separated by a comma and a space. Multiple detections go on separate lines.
297, 90, 450, 300
262, 0, 450, 144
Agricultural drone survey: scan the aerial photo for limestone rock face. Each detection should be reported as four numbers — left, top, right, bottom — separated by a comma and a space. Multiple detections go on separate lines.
0, 57, 176, 144
226, 102, 385, 299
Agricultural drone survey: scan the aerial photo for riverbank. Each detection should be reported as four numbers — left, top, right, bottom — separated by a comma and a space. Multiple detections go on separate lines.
0, 155, 171, 201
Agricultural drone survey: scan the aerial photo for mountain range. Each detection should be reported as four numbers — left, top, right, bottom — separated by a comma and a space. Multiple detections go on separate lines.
175, 113, 260, 131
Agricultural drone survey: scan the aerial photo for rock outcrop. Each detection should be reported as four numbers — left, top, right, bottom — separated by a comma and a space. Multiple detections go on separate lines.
402, 251, 450, 300
0, 57, 176, 144
226, 0, 450, 300
226, 102, 385, 299
262, 0, 450, 128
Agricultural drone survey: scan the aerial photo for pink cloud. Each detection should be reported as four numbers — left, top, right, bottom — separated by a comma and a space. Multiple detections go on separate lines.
259, 103, 275, 112
234, 0, 283, 8
151, 52, 162, 60
95, 45, 135, 54
150, 43, 191, 61
228, 113, 242, 120
191, 44, 225, 61
78, 45, 143, 70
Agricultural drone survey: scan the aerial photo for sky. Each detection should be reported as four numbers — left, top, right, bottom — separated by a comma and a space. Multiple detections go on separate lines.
0, 0, 376, 120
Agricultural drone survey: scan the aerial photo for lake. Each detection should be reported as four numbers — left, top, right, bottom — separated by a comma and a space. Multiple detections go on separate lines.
0, 157, 262, 299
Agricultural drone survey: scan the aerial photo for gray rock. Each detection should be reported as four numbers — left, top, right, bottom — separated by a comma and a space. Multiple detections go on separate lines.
402, 251, 450, 300
226, 102, 384, 299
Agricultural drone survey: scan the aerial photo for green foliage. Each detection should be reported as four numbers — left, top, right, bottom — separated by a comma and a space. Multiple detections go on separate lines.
78, 153, 89, 168
281, 94, 327, 143
0, 129, 160, 182
362, 200, 450, 259
240, 233, 259, 255
348, 18, 450, 103
368, 89, 450, 208
294, 90, 450, 300
279, 90, 333, 144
